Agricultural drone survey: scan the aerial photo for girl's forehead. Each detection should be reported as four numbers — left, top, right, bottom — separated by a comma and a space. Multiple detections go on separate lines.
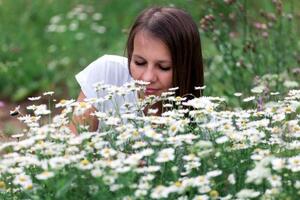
132, 32, 171, 63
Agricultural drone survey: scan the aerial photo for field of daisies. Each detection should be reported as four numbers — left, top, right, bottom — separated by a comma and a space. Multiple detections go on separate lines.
1, 82, 300, 200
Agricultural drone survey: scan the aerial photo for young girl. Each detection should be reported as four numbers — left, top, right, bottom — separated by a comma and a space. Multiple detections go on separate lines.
71, 6, 204, 133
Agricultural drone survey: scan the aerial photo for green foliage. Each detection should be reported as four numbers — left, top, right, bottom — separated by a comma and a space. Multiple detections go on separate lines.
1, 85, 300, 199
0, 0, 204, 101
200, 0, 300, 101
0, 0, 299, 105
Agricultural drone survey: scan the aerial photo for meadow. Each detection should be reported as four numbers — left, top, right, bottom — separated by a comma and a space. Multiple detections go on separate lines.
1, 0, 300, 199
0, 0, 298, 102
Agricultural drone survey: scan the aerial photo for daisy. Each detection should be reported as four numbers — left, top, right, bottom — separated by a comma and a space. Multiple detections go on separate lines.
155, 148, 175, 163
243, 96, 256, 102
36, 171, 55, 180
287, 156, 300, 172
43, 91, 55, 96
236, 189, 260, 199
28, 96, 42, 101
10, 105, 21, 116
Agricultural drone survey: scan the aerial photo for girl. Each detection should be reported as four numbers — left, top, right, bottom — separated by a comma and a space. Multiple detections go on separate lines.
71, 6, 204, 133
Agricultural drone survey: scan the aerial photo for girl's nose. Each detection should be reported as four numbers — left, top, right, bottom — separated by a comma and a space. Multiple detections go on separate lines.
142, 66, 156, 83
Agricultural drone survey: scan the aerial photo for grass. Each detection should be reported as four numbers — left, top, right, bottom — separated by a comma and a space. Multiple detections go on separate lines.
0, 0, 299, 105
0, 0, 204, 101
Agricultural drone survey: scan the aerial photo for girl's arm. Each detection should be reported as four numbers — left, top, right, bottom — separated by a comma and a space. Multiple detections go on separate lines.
69, 91, 98, 134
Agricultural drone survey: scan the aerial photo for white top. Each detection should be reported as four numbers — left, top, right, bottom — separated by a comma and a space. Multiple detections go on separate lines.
75, 54, 137, 113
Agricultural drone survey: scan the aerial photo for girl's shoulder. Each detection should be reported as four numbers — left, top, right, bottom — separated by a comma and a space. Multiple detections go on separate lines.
75, 54, 131, 100
94, 54, 128, 71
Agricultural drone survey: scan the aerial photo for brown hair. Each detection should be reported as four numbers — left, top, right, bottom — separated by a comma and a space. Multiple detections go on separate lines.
126, 7, 204, 97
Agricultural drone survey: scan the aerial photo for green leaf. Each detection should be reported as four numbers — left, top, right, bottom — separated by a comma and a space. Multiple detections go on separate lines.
55, 175, 77, 199
12, 87, 30, 102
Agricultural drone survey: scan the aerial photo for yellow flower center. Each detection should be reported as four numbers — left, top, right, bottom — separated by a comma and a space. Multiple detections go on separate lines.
0, 181, 6, 189
209, 190, 219, 198
175, 181, 181, 187
133, 130, 139, 137
26, 184, 33, 190
81, 159, 90, 165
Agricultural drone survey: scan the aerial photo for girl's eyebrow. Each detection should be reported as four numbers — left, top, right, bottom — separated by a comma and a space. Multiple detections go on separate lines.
132, 54, 171, 64
132, 55, 145, 60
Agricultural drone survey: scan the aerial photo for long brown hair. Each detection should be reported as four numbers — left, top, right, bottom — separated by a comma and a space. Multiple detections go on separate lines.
126, 7, 204, 97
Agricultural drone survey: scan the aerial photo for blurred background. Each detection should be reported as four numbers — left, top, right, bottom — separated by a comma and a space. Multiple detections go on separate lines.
1, 0, 300, 137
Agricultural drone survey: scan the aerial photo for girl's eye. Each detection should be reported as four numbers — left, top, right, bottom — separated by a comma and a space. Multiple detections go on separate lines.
159, 66, 171, 71
134, 61, 146, 66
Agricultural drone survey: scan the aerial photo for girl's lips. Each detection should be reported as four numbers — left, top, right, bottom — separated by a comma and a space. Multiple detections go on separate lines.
145, 88, 158, 95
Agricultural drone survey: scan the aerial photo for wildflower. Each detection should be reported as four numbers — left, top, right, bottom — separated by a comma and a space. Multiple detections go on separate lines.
168, 86, 179, 91
216, 136, 229, 144
251, 85, 264, 94
73, 101, 92, 116
150, 185, 170, 199
246, 162, 271, 184
78, 159, 93, 170
234, 92, 242, 97
105, 117, 120, 126
55, 99, 75, 108
13, 174, 33, 190
34, 104, 51, 116
192, 195, 209, 200
267, 175, 282, 188
43, 91, 55, 96
171, 166, 178, 173
52, 114, 68, 127
147, 108, 159, 115
183, 154, 199, 162
168, 121, 184, 136
49, 157, 69, 170
207, 170, 222, 178
0, 181, 6, 191
132, 141, 147, 149
18, 115, 41, 124
270, 92, 280, 96
209, 190, 219, 199
228, 174, 236, 184
92, 111, 107, 120
36, 171, 55, 180
91, 24, 106, 34
183, 97, 215, 109
8, 167, 23, 174
236, 189, 260, 199
155, 148, 175, 163
92, 13, 102, 20
134, 80, 150, 86
125, 153, 143, 166
243, 96, 255, 102
50, 15, 61, 24
287, 156, 300, 172
140, 148, 154, 157
91, 168, 103, 177
144, 126, 163, 141
195, 85, 207, 90
28, 96, 41, 101
10, 105, 20, 116
11, 133, 24, 139
295, 181, 300, 189
100, 147, 117, 158
89, 185, 99, 194
283, 80, 299, 88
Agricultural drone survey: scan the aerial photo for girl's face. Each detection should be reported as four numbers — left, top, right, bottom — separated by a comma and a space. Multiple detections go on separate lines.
130, 30, 173, 96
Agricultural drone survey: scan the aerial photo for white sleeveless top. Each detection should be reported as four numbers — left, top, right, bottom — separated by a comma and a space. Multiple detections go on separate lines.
75, 55, 137, 113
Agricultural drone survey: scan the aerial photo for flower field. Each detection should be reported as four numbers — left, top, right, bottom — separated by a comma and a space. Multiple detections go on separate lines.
1, 83, 300, 199
1, 0, 300, 199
